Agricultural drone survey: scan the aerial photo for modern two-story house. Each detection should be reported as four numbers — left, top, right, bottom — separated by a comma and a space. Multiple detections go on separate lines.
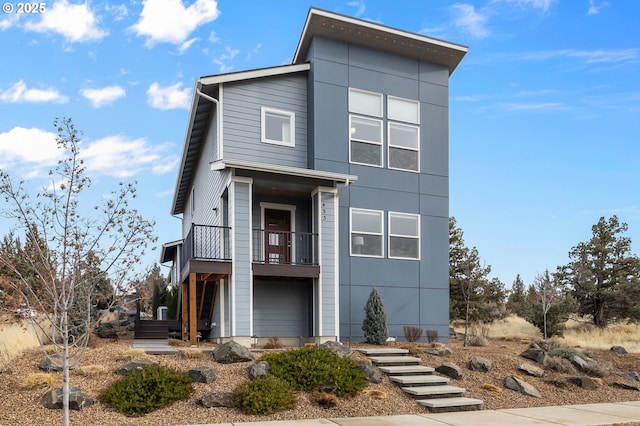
160, 8, 467, 346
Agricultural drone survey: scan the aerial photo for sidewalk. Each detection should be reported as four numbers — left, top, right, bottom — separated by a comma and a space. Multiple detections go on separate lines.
181, 401, 640, 426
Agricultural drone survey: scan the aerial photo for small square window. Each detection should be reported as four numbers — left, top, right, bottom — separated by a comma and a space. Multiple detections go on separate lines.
350, 208, 384, 257
261, 107, 295, 147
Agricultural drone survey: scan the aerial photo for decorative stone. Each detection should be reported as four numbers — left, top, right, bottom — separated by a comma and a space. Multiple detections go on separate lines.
532, 339, 560, 352
517, 363, 544, 378
188, 366, 217, 383
39, 355, 65, 373
42, 387, 95, 410
621, 372, 640, 382
320, 341, 351, 358
436, 362, 463, 379
611, 346, 628, 355
213, 341, 253, 364
449, 327, 457, 338
505, 375, 541, 398
114, 359, 154, 375
520, 348, 546, 364
613, 381, 640, 391
358, 361, 383, 383
248, 361, 270, 380
424, 346, 452, 357
468, 356, 492, 372
197, 391, 235, 408
93, 322, 118, 339
570, 354, 588, 371
568, 376, 600, 390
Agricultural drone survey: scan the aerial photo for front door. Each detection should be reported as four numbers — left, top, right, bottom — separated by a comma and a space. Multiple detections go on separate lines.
264, 209, 291, 264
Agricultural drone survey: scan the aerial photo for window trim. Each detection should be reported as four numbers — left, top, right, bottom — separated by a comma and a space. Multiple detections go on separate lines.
261, 107, 295, 147
387, 122, 420, 173
349, 115, 383, 168
388, 212, 421, 260
350, 208, 384, 258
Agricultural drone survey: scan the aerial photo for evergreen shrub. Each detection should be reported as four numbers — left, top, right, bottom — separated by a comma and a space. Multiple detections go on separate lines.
234, 376, 297, 415
362, 286, 388, 344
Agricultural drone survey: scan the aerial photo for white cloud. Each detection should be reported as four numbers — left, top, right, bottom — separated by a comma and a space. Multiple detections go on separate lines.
347, 0, 366, 17
213, 46, 240, 73
0, 127, 60, 171
82, 135, 166, 178
80, 85, 126, 108
0, 80, 68, 103
587, 0, 609, 15
130, 0, 220, 47
177, 37, 198, 54
521, 48, 639, 64
503, 0, 557, 13
105, 3, 129, 22
451, 3, 489, 39
146, 82, 191, 110
24, 0, 107, 43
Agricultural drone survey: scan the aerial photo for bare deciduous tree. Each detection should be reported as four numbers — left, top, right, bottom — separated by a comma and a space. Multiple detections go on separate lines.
0, 118, 156, 426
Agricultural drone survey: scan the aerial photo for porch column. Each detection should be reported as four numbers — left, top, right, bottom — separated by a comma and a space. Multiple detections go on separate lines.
189, 272, 197, 345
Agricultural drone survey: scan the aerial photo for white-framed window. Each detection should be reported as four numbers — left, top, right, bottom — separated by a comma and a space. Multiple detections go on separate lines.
350, 208, 384, 257
388, 122, 419, 172
349, 115, 383, 167
349, 88, 383, 117
261, 107, 295, 147
388, 212, 420, 260
388, 96, 419, 124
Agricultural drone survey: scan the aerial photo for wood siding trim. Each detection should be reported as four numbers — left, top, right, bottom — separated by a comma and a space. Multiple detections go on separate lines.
252, 263, 320, 278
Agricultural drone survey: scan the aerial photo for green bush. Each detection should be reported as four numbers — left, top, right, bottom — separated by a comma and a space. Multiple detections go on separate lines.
234, 376, 297, 415
99, 364, 194, 416
261, 347, 367, 397
548, 346, 586, 360
362, 286, 388, 344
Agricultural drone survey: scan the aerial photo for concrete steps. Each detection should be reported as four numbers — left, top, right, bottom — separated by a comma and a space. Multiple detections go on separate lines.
357, 347, 483, 413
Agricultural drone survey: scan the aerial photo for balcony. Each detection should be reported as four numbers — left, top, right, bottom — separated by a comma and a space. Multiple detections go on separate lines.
251, 229, 318, 265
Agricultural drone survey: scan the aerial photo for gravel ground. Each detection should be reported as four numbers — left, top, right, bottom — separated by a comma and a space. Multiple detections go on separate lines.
1, 333, 639, 426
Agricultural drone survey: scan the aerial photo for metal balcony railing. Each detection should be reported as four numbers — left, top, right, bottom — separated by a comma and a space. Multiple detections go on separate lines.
252, 229, 318, 265
181, 224, 231, 269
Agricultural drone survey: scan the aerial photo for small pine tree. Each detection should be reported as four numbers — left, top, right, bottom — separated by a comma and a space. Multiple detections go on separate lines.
362, 286, 388, 344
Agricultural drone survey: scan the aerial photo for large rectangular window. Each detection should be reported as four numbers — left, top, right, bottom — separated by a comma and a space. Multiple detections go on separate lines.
350, 116, 383, 167
388, 96, 420, 172
388, 212, 420, 259
350, 208, 383, 257
261, 107, 295, 147
349, 88, 383, 117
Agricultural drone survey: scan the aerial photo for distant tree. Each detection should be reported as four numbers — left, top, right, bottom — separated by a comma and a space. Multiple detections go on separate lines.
524, 279, 576, 338
0, 118, 156, 426
533, 270, 561, 339
558, 216, 640, 328
134, 265, 166, 318
362, 286, 388, 344
480, 277, 507, 321
506, 274, 528, 317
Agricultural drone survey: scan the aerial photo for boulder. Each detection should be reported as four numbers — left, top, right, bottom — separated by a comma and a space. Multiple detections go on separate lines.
613, 381, 640, 391
188, 366, 217, 383
449, 327, 457, 338
320, 341, 351, 358
197, 391, 235, 408
517, 363, 544, 378
568, 376, 600, 390
358, 361, 383, 384
248, 361, 270, 380
468, 356, 492, 373
93, 322, 118, 339
620, 372, 640, 382
39, 355, 65, 373
520, 348, 546, 365
532, 339, 561, 352
570, 355, 588, 371
213, 341, 253, 364
424, 346, 452, 357
436, 362, 463, 379
42, 387, 95, 410
504, 375, 541, 398
114, 359, 154, 375
611, 345, 628, 355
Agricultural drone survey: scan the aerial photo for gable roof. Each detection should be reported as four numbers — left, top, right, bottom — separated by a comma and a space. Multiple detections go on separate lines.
293, 8, 468, 75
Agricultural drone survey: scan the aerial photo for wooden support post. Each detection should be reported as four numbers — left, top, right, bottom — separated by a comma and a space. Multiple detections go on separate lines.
181, 281, 188, 341
189, 272, 197, 346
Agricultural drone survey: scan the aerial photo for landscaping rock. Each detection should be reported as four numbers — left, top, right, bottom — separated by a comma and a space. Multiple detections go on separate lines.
613, 381, 640, 391
42, 387, 95, 410
568, 376, 600, 390
93, 322, 118, 339
621, 372, 640, 382
517, 363, 544, 378
505, 375, 541, 398
213, 341, 253, 364
570, 354, 588, 371
114, 359, 154, 375
39, 355, 65, 373
424, 346, 452, 357
520, 348, 546, 364
449, 327, 457, 338
436, 362, 463, 379
198, 391, 235, 408
532, 339, 561, 352
468, 356, 492, 372
611, 346, 628, 355
188, 366, 217, 383
248, 361, 270, 380
358, 361, 383, 384
320, 340, 351, 358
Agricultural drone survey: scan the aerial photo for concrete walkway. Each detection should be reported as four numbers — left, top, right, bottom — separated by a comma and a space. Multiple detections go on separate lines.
180, 401, 640, 426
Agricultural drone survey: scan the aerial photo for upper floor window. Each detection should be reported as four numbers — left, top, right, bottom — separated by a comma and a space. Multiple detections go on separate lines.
349, 89, 383, 117
388, 96, 419, 124
350, 208, 383, 257
350, 116, 383, 167
388, 96, 420, 172
261, 107, 295, 147
388, 212, 420, 259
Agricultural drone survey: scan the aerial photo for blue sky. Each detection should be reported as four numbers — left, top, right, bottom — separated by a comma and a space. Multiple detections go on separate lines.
0, 0, 638, 288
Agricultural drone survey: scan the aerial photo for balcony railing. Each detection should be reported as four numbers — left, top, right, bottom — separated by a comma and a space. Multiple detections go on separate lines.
181, 224, 231, 269
252, 229, 318, 265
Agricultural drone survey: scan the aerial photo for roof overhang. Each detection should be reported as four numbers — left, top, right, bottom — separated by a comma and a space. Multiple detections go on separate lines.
211, 159, 357, 184
160, 239, 182, 264
294, 8, 468, 75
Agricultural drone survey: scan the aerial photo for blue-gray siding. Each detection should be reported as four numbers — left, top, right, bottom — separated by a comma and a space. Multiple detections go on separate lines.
231, 180, 252, 336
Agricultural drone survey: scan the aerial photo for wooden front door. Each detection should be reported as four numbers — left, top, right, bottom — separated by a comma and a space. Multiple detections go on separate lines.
264, 209, 291, 263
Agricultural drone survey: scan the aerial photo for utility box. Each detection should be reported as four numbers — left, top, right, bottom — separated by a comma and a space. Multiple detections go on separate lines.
157, 306, 168, 320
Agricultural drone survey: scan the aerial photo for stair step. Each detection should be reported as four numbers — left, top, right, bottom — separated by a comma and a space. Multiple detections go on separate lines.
402, 385, 465, 398
417, 397, 484, 413
369, 356, 421, 366
357, 348, 410, 356
390, 375, 449, 386
379, 365, 435, 375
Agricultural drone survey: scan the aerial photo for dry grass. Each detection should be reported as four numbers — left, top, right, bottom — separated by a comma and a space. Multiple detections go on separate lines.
21, 372, 58, 390
176, 347, 205, 359
0, 318, 51, 367
559, 319, 640, 353
472, 315, 542, 340
116, 348, 147, 361
76, 364, 108, 376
